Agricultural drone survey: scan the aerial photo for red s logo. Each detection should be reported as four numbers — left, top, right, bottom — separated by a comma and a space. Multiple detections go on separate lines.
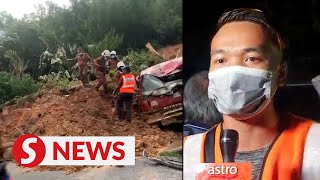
12, 134, 46, 167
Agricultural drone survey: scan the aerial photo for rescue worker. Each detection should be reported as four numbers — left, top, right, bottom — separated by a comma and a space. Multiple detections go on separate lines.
93, 50, 110, 92
107, 50, 120, 70
115, 61, 125, 81
183, 8, 320, 180
69, 47, 91, 87
114, 66, 136, 122
110, 50, 117, 58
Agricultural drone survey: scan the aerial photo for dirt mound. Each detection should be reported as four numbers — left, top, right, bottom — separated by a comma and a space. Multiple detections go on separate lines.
157, 44, 182, 60
0, 86, 181, 173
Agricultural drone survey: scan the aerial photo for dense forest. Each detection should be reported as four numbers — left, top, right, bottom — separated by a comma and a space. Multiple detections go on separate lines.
0, 0, 182, 78
0, 0, 182, 104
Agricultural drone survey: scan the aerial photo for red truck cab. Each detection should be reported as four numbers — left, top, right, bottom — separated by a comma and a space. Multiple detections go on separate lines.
137, 57, 183, 126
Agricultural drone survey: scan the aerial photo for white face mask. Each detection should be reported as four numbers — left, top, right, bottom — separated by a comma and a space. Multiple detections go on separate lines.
208, 66, 279, 119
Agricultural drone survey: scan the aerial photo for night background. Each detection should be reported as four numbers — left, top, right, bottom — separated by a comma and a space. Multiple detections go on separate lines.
183, 0, 320, 120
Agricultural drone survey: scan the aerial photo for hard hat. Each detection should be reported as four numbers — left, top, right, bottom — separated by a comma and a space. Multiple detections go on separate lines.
101, 50, 110, 57
116, 61, 125, 71
110, 50, 116, 56
117, 61, 125, 68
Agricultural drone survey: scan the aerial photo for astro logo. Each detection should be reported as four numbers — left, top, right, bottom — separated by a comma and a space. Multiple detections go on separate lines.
12, 134, 135, 168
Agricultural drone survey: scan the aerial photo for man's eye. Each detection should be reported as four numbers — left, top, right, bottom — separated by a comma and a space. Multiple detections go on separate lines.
216, 59, 224, 63
245, 57, 258, 62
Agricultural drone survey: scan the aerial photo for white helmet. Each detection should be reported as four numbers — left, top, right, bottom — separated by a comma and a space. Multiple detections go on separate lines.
101, 50, 110, 57
110, 50, 116, 56
117, 61, 125, 68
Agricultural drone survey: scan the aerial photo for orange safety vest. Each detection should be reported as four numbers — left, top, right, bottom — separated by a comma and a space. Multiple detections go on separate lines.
120, 74, 135, 93
183, 114, 320, 180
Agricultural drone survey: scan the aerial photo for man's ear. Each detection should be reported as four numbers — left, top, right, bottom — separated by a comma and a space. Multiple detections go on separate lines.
277, 61, 288, 87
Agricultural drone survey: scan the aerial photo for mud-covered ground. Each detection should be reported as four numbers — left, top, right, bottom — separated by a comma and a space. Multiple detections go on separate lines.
1, 84, 181, 173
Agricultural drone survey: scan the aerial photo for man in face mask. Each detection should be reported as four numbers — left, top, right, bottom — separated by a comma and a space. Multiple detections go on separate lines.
183, 8, 320, 180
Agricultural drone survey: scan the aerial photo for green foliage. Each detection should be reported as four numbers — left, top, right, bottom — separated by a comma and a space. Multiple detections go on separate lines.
0, 0, 182, 104
0, 0, 182, 80
38, 46, 70, 76
126, 50, 162, 75
87, 29, 124, 57
38, 70, 77, 89
0, 20, 49, 77
0, 71, 40, 104
158, 150, 182, 158
147, 0, 182, 45
0, 11, 16, 29
3, 50, 29, 78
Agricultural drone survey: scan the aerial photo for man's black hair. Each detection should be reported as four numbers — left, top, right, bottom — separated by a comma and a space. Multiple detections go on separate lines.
184, 70, 222, 127
216, 8, 284, 51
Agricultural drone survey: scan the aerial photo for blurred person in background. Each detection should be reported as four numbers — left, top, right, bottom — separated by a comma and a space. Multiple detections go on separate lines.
1, 132, 12, 180
107, 50, 120, 70
0, 161, 11, 180
115, 61, 125, 81
183, 70, 222, 136
184, 8, 320, 180
68, 47, 91, 87
93, 50, 110, 93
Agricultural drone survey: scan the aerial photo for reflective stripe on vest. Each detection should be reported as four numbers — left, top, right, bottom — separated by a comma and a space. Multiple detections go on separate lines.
302, 123, 320, 180
183, 133, 204, 180
120, 74, 135, 93
259, 116, 312, 180
183, 115, 320, 180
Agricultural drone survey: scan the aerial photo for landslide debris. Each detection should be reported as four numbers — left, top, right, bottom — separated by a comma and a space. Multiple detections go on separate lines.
0, 85, 181, 173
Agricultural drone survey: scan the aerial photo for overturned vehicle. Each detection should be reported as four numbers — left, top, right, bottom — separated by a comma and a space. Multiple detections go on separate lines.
136, 57, 183, 126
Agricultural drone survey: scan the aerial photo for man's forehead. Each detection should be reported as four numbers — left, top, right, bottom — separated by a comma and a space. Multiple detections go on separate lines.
210, 46, 266, 55
211, 21, 268, 49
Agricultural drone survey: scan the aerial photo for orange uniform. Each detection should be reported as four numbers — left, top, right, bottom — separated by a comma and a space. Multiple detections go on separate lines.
116, 73, 136, 122
93, 56, 108, 92
107, 58, 119, 70
183, 114, 320, 180
119, 74, 136, 93
75, 52, 90, 86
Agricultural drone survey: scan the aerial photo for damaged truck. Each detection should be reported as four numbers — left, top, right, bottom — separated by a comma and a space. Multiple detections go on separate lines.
136, 57, 183, 127
136, 57, 183, 169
